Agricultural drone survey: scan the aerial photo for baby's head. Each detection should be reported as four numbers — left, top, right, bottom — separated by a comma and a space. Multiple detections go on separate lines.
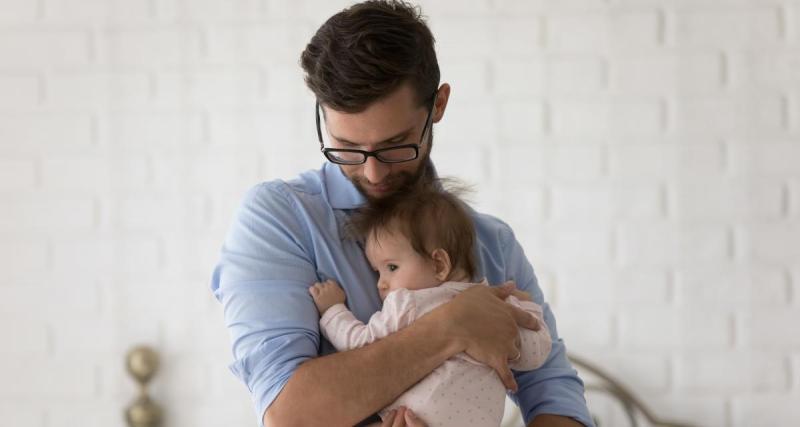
351, 183, 476, 300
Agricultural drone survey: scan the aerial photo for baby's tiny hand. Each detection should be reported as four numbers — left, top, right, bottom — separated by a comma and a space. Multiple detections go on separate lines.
309, 279, 346, 314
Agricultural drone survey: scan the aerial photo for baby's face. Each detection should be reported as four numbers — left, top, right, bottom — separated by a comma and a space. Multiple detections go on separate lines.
365, 228, 441, 300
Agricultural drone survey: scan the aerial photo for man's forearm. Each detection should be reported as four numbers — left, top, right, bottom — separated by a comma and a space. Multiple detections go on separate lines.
529, 414, 585, 427
263, 310, 460, 426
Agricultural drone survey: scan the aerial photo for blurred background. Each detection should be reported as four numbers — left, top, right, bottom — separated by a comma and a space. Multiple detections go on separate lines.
0, 0, 798, 426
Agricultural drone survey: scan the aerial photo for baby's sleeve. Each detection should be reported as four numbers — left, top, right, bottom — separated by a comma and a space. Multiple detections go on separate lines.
319, 289, 417, 352
506, 295, 552, 371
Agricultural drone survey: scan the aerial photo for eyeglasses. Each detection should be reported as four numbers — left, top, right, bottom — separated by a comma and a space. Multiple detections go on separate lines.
316, 93, 436, 165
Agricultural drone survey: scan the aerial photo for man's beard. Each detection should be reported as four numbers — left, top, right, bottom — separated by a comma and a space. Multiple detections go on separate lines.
351, 152, 435, 205
351, 129, 436, 204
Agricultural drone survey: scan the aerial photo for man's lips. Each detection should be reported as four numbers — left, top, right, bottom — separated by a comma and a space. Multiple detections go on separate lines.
365, 182, 392, 193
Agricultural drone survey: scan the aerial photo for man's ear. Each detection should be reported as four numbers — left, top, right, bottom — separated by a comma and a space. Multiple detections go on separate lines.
432, 83, 451, 124
430, 248, 452, 281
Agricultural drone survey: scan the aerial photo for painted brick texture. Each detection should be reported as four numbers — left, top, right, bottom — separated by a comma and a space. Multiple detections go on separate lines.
0, 0, 797, 426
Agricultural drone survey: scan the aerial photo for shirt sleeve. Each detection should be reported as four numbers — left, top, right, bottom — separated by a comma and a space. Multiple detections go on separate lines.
210, 183, 321, 426
506, 296, 552, 372
500, 226, 596, 427
319, 289, 416, 351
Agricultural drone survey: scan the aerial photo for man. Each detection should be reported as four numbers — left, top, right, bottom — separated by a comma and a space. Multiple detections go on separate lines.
211, 1, 593, 426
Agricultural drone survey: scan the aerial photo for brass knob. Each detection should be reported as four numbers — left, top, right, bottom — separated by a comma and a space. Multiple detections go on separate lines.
126, 345, 159, 385
126, 396, 163, 427
125, 345, 163, 427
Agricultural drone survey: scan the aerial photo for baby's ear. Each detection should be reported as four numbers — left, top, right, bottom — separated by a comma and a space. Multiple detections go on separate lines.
430, 248, 452, 281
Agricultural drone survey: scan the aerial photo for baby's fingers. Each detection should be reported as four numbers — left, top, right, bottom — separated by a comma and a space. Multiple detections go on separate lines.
308, 283, 323, 295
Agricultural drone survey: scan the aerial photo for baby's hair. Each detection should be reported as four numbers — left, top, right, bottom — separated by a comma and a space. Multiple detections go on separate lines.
350, 178, 477, 280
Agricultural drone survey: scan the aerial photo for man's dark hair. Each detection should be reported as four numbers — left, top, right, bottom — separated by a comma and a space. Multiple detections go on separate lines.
300, 0, 440, 112
350, 180, 477, 281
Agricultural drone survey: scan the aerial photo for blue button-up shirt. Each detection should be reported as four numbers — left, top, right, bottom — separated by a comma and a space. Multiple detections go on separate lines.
211, 161, 593, 426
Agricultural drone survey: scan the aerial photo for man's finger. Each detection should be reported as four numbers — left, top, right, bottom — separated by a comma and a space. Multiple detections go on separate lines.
490, 358, 518, 392
510, 288, 531, 301
511, 305, 540, 331
490, 284, 515, 300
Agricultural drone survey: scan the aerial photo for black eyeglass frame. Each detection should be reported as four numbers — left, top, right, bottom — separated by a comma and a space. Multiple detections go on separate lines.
316, 92, 437, 165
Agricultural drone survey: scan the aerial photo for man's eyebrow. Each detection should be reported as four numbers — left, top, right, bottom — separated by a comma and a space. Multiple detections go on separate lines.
329, 128, 414, 147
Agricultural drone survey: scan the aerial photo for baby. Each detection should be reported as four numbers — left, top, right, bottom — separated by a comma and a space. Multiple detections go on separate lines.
309, 183, 552, 426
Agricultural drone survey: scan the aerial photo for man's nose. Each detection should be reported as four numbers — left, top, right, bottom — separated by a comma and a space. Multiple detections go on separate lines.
363, 156, 390, 183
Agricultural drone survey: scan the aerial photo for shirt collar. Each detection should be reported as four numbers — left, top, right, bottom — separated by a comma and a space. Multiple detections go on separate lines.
324, 161, 367, 210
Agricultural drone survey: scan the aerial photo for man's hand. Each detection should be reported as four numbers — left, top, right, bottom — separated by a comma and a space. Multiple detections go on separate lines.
309, 279, 346, 314
437, 282, 540, 391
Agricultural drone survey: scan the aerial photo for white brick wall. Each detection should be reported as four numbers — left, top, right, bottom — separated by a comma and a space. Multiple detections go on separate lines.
0, 0, 798, 426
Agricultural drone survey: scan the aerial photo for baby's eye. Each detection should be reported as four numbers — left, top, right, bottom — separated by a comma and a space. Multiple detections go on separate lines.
387, 264, 398, 272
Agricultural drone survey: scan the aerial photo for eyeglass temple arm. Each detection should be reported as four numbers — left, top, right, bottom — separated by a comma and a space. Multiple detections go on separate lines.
315, 101, 324, 151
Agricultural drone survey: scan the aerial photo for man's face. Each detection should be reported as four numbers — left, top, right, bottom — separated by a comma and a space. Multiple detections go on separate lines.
320, 83, 448, 200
